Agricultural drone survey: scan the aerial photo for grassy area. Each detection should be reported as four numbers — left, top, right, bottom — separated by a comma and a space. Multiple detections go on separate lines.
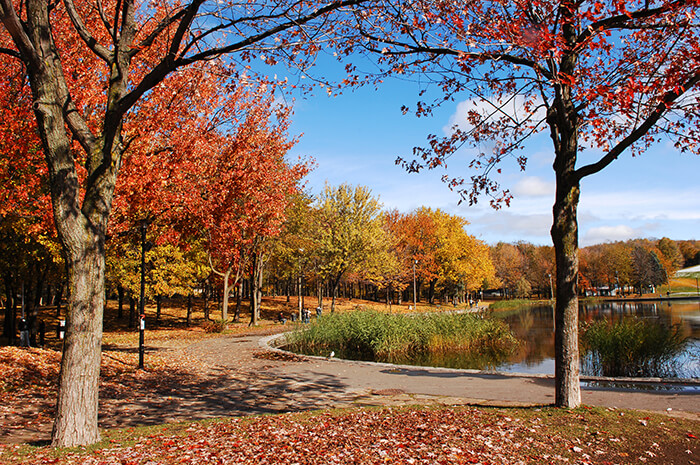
286, 310, 518, 361
488, 298, 549, 311
1, 404, 697, 464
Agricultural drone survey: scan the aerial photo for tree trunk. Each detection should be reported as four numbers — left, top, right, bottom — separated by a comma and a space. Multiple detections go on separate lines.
155, 295, 162, 324
128, 295, 136, 329
186, 294, 193, 327
551, 174, 582, 408
55, 283, 64, 317
117, 285, 124, 319
548, 20, 582, 407
235, 280, 242, 322
221, 268, 231, 323
51, 241, 105, 447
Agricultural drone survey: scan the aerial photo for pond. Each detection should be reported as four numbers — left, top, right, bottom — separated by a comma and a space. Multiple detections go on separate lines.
487, 299, 700, 380
291, 300, 700, 382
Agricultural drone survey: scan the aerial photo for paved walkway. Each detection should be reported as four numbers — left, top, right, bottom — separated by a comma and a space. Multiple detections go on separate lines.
183, 332, 700, 420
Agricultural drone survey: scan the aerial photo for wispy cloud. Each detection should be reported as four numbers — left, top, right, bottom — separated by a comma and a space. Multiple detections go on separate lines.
512, 176, 554, 197
581, 225, 644, 245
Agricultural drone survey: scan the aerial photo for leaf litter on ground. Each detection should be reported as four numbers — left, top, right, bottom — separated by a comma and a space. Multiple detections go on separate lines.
0, 342, 697, 464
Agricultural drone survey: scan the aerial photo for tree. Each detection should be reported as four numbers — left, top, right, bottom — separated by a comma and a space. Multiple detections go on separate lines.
490, 242, 527, 298
315, 183, 385, 312
385, 207, 441, 303
0, 0, 367, 446
349, 0, 700, 407
631, 244, 667, 293
656, 237, 684, 275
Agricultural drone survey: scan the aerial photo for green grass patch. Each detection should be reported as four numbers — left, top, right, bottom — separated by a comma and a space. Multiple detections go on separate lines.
286, 310, 518, 362
488, 298, 548, 311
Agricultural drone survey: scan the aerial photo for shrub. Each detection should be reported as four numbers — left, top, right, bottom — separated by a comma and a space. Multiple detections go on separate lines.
202, 319, 228, 333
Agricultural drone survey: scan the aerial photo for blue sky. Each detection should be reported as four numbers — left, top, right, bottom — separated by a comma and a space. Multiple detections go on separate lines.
281, 72, 700, 247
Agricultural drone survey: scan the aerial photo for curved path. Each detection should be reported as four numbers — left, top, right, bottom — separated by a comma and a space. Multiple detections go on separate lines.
181, 332, 700, 420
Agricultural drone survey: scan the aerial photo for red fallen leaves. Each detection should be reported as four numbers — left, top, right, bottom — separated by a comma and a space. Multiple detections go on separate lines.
0, 345, 201, 442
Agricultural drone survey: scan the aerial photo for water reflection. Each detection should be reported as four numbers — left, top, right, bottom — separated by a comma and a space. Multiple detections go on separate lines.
495, 300, 699, 379
287, 300, 700, 381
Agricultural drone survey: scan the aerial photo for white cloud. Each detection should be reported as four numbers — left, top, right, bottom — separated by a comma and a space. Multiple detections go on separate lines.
444, 94, 547, 135
581, 225, 644, 245
512, 176, 554, 197
465, 210, 553, 245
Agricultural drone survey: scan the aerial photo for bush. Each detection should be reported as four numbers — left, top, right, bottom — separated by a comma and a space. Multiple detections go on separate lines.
202, 319, 228, 333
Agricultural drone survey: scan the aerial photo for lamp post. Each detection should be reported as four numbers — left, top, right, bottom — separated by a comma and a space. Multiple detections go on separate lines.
413, 259, 418, 310
548, 273, 553, 301
138, 220, 152, 369
298, 248, 304, 321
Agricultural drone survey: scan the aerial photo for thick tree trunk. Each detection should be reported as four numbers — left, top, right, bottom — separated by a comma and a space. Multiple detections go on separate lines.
51, 241, 105, 447
551, 175, 581, 408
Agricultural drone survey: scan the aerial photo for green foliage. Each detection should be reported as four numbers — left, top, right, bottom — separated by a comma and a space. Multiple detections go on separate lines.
287, 310, 518, 361
580, 319, 688, 378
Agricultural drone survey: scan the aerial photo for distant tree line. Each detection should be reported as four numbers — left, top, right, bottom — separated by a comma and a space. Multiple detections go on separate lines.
489, 238, 698, 299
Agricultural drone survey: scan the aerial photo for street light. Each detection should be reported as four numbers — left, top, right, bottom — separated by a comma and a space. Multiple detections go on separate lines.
298, 248, 304, 321
413, 259, 418, 310
138, 219, 152, 370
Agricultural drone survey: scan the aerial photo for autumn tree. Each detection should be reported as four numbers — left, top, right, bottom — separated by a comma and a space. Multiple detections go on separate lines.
348, 0, 700, 407
656, 237, 684, 274
0, 0, 368, 445
490, 242, 526, 298
385, 207, 441, 303
678, 240, 700, 267
315, 183, 386, 312
268, 191, 319, 318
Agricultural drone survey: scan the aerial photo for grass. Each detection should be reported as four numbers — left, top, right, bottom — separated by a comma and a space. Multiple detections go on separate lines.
580, 318, 690, 378
286, 309, 518, 362
488, 298, 549, 311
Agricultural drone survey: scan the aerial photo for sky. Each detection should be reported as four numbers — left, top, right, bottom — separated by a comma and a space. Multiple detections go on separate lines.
277, 65, 700, 248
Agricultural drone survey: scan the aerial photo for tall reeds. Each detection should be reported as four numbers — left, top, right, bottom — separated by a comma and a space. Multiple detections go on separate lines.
580, 319, 688, 377
286, 310, 518, 362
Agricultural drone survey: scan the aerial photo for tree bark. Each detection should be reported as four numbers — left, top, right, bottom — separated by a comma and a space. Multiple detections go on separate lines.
51, 238, 105, 447
117, 285, 124, 320
551, 175, 581, 408
221, 268, 231, 323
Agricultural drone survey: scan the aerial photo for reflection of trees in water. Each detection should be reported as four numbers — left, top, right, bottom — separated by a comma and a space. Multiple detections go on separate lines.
292, 301, 699, 377
504, 301, 699, 376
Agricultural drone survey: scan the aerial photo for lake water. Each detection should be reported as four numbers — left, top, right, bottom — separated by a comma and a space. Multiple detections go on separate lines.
294, 300, 700, 383
385, 300, 700, 381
